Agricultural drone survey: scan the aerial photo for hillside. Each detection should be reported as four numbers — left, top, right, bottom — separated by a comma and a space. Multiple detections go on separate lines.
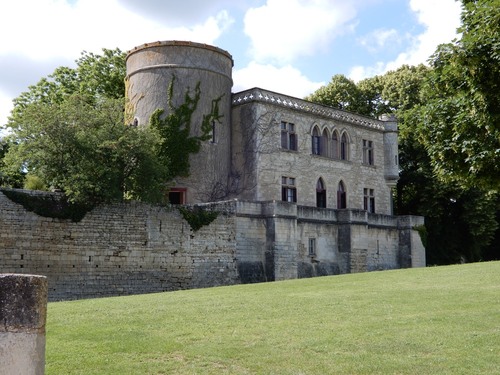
46, 262, 500, 374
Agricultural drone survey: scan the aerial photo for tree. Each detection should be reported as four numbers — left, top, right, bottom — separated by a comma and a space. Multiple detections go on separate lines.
7, 48, 125, 131
2, 94, 168, 205
305, 74, 367, 114
0, 138, 24, 188
418, 0, 500, 190
306, 63, 499, 263
1, 48, 174, 205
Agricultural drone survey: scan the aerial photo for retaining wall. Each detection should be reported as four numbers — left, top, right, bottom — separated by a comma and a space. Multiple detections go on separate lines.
0, 190, 425, 301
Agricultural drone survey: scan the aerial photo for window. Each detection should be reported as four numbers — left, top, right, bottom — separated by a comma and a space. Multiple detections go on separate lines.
337, 181, 347, 209
312, 127, 321, 155
281, 176, 297, 202
169, 188, 186, 204
308, 238, 316, 256
321, 129, 329, 156
211, 120, 216, 143
363, 139, 374, 165
363, 188, 375, 213
331, 131, 339, 159
281, 121, 297, 150
316, 178, 326, 208
340, 133, 349, 160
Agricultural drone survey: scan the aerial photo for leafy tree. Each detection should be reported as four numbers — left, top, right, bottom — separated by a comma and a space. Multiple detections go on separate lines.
418, 0, 500, 190
2, 94, 168, 205
0, 138, 24, 188
305, 74, 367, 114
7, 48, 125, 131
306, 62, 499, 263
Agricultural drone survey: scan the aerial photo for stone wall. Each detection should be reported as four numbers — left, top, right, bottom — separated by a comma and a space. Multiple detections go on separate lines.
231, 89, 399, 214
0, 190, 425, 301
0, 190, 239, 301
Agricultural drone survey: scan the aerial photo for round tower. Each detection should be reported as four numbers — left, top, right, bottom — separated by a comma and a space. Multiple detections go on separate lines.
125, 41, 234, 204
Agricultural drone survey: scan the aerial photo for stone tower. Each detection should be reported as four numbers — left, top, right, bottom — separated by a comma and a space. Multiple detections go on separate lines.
125, 41, 234, 204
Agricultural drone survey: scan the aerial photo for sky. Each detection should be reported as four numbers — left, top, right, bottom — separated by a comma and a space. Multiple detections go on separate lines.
0, 0, 463, 131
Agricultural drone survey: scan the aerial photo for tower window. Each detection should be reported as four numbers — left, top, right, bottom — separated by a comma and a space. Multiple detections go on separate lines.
211, 120, 216, 143
168, 188, 186, 204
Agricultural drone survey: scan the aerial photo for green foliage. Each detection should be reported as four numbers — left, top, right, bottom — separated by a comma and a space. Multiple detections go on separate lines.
307, 62, 499, 263
6, 48, 125, 131
418, 0, 500, 190
0, 139, 24, 188
2, 94, 169, 205
23, 174, 47, 191
150, 77, 223, 179
1, 48, 175, 205
305, 74, 367, 114
178, 205, 219, 231
1, 188, 92, 222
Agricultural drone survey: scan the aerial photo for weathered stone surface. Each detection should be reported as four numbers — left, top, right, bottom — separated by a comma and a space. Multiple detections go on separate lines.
0, 274, 47, 333
0, 191, 425, 301
0, 274, 47, 375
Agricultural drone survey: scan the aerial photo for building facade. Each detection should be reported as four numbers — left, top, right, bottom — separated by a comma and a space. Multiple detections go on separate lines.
126, 41, 400, 217
0, 41, 425, 301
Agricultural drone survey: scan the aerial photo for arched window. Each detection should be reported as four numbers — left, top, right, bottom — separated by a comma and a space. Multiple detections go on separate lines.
331, 130, 339, 159
316, 178, 326, 208
321, 129, 328, 157
312, 127, 321, 155
340, 132, 349, 160
337, 181, 347, 209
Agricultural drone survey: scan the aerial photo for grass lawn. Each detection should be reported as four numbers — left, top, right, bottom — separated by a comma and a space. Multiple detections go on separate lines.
46, 261, 500, 374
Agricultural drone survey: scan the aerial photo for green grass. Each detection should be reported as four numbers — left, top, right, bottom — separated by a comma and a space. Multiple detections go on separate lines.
46, 262, 500, 374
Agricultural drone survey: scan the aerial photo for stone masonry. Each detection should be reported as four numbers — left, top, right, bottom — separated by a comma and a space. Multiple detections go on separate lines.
0, 190, 425, 301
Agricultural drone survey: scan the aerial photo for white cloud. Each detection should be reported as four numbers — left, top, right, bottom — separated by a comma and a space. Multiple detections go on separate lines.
348, 0, 461, 81
243, 0, 357, 64
0, 0, 234, 127
233, 62, 324, 98
0, 0, 233, 61
358, 28, 400, 52
348, 62, 387, 82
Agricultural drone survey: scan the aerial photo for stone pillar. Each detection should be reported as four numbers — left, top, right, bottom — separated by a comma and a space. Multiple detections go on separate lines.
398, 216, 426, 268
0, 274, 48, 375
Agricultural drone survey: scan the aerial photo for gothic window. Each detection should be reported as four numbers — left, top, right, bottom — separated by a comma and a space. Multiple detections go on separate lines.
321, 129, 329, 157
312, 127, 321, 155
332, 130, 339, 159
363, 139, 374, 165
316, 178, 327, 208
363, 188, 375, 213
281, 176, 297, 203
281, 121, 297, 150
337, 181, 347, 209
340, 132, 349, 160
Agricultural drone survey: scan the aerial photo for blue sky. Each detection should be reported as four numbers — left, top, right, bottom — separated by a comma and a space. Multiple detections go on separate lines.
0, 0, 462, 130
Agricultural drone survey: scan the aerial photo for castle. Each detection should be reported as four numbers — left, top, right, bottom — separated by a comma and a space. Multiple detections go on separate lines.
126, 41, 399, 213
0, 41, 425, 301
